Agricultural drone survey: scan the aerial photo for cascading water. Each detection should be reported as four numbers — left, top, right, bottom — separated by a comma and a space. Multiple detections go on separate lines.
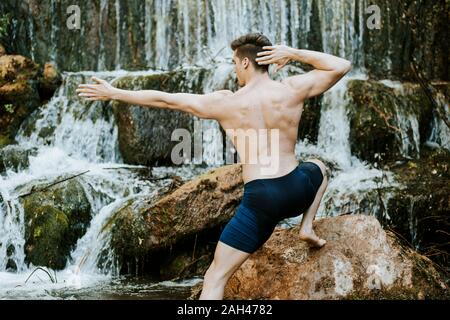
426, 93, 450, 151
11, 0, 367, 72
0, 70, 215, 298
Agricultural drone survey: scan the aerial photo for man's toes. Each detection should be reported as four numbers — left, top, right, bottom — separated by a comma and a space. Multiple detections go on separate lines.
317, 239, 327, 247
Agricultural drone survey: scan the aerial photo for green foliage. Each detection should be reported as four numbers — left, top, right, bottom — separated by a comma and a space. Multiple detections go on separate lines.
3, 104, 14, 113
0, 14, 11, 39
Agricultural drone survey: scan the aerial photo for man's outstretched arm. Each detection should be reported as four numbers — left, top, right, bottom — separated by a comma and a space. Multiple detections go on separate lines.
76, 77, 233, 120
256, 45, 352, 99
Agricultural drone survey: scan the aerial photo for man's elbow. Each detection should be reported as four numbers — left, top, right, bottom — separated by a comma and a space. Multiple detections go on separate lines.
338, 60, 352, 75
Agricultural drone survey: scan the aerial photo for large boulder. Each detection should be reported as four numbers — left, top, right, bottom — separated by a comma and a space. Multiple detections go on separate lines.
387, 147, 450, 272
0, 54, 61, 148
109, 164, 243, 274
0, 54, 40, 147
346, 80, 448, 165
224, 215, 448, 300
17, 175, 92, 269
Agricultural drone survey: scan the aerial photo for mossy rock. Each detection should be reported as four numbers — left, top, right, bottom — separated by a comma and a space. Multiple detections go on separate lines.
20, 177, 92, 270
0, 145, 37, 173
24, 205, 70, 269
0, 54, 59, 147
298, 96, 322, 143
108, 165, 242, 276
386, 147, 450, 272
346, 80, 437, 165
0, 133, 15, 148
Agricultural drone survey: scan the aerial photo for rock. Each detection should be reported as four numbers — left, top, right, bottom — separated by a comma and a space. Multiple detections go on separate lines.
363, 0, 449, 81
0, 44, 5, 56
109, 164, 243, 273
0, 55, 40, 148
387, 147, 450, 272
0, 145, 37, 173
38, 62, 62, 101
6, 259, 17, 272
24, 205, 70, 270
346, 80, 447, 165
111, 69, 207, 166
0, 53, 62, 148
5, 243, 18, 272
18, 176, 92, 269
0, 55, 39, 89
224, 215, 448, 300
6, 244, 15, 256
157, 229, 220, 280
298, 96, 322, 143
0, 134, 15, 148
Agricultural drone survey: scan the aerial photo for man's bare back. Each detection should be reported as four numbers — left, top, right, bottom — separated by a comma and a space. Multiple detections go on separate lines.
218, 78, 303, 184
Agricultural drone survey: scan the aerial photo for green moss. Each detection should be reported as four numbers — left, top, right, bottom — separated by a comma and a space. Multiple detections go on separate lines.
0, 14, 11, 40
24, 205, 69, 269
0, 134, 14, 148
346, 80, 436, 164
387, 148, 450, 273
21, 178, 92, 270
3, 103, 14, 113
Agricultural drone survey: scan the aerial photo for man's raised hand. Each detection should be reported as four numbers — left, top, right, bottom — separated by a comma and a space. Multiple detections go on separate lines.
255, 45, 294, 73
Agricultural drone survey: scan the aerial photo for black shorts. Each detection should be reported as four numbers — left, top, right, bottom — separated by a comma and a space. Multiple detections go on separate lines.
219, 161, 324, 253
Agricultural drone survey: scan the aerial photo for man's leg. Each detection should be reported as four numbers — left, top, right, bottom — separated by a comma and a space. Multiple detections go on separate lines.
299, 159, 329, 247
199, 241, 250, 300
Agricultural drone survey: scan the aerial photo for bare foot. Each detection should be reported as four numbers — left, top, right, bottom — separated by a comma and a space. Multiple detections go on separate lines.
299, 229, 327, 248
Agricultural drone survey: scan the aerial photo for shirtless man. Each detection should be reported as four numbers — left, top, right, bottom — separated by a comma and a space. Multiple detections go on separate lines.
76, 33, 352, 300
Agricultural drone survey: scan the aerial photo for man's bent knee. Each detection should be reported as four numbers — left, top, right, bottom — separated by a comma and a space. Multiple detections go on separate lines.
305, 158, 329, 181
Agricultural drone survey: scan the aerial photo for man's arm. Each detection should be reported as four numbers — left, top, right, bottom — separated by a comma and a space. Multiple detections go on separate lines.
76, 77, 233, 120
256, 45, 352, 99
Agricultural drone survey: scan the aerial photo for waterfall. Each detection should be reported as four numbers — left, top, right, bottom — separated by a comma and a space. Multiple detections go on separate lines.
0, 68, 214, 297
0, 62, 236, 298
316, 77, 357, 170
49, 0, 59, 63
13, 0, 367, 71
0, 187, 26, 273
426, 93, 450, 151
97, 0, 109, 71
16, 72, 125, 164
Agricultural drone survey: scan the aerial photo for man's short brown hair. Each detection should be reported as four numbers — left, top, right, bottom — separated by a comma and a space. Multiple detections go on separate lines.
230, 33, 273, 73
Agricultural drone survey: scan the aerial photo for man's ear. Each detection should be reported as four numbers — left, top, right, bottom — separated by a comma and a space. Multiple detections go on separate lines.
243, 57, 250, 69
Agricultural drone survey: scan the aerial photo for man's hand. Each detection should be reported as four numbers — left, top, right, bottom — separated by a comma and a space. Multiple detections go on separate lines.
257, 45, 352, 99
255, 45, 294, 73
76, 77, 116, 101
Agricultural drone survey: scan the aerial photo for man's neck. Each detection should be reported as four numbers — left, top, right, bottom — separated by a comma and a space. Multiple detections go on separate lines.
244, 72, 271, 88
